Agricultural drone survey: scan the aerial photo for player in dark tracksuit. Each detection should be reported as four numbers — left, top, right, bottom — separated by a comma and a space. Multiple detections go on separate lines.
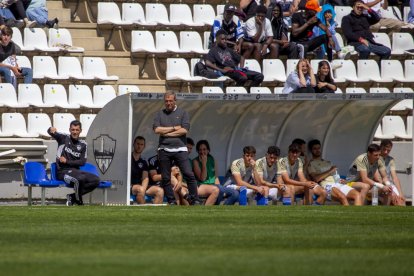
47, 120, 99, 206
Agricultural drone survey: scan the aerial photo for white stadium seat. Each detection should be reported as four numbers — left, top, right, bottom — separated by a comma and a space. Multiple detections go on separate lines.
79, 114, 97, 138
166, 58, 203, 81
369, 87, 391, 93
190, 58, 227, 82
27, 113, 52, 137
97, 2, 129, 25
403, 59, 414, 82
122, 3, 149, 25
202, 87, 224, 94
334, 6, 352, 28
373, 33, 392, 49
33, 56, 68, 80
382, 116, 411, 139
0, 83, 29, 108
374, 123, 394, 139
49, 28, 84, 52
170, 4, 203, 27
18, 84, 53, 108
244, 59, 262, 73
131, 31, 165, 54
24, 28, 60, 52
391, 32, 414, 55
346, 87, 367, 93
68, 85, 100, 108
263, 59, 286, 82
118, 85, 141, 95
44, 84, 80, 109
53, 113, 76, 134
180, 31, 208, 54
58, 56, 91, 80
146, 3, 171, 25
12, 27, 34, 51
286, 59, 299, 76
381, 60, 406, 83
333, 60, 364, 83
93, 85, 117, 108
83, 57, 119, 81
193, 4, 216, 26
2, 113, 36, 137
156, 31, 186, 53
226, 87, 248, 94
250, 87, 272, 94
356, 59, 389, 83
16, 55, 32, 69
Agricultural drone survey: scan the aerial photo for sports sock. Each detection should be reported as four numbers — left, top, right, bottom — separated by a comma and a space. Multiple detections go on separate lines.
282, 197, 291, 205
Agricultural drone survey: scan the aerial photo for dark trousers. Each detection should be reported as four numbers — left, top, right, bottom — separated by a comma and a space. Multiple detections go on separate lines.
58, 169, 100, 202
9, 1, 28, 20
299, 35, 333, 61
277, 42, 301, 59
292, 86, 315, 93
225, 69, 264, 87
158, 150, 198, 203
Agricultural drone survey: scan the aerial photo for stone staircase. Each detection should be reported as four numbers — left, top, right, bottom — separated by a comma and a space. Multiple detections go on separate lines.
47, 0, 166, 92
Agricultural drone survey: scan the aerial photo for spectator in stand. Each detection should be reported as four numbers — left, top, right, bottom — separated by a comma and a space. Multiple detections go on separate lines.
209, 4, 245, 52
0, 26, 32, 88
266, 0, 300, 27
314, 60, 337, 93
282, 58, 316, 93
205, 29, 264, 90
408, 0, 414, 23
313, 4, 350, 59
0, 0, 36, 27
362, 0, 407, 33
243, 5, 277, 61
240, 0, 262, 21
342, 0, 391, 60
269, 2, 303, 58
25, 0, 59, 28
291, 0, 335, 61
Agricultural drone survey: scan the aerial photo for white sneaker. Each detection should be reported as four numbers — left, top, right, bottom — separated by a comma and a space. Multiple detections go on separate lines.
338, 52, 351, 60
26, 20, 36, 28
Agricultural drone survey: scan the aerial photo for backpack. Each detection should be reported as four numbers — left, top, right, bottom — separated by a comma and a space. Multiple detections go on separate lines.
194, 59, 218, 79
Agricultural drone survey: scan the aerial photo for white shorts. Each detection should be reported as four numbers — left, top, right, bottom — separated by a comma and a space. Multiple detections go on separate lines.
324, 183, 354, 200
227, 184, 255, 199
268, 188, 280, 200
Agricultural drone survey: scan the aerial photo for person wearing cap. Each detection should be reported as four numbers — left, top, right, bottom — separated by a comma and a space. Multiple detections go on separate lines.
291, 0, 335, 61
341, 0, 391, 60
278, 143, 327, 205
269, 2, 303, 58
205, 29, 264, 90
209, 4, 245, 53
243, 5, 277, 61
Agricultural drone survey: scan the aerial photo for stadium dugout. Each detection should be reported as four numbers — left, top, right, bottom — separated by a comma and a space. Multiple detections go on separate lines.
85, 93, 414, 205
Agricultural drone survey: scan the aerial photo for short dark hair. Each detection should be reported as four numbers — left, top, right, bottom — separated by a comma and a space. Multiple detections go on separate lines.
134, 136, 145, 144
187, 137, 195, 146
256, 5, 267, 15
308, 139, 321, 151
70, 120, 82, 129
1, 26, 13, 36
292, 138, 306, 145
267, 146, 280, 156
351, 0, 364, 7
380, 139, 393, 148
288, 143, 301, 153
196, 139, 210, 152
367, 143, 381, 153
216, 29, 228, 38
243, 146, 256, 155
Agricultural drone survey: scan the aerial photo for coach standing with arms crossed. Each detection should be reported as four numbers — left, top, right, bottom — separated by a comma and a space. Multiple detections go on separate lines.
153, 91, 201, 205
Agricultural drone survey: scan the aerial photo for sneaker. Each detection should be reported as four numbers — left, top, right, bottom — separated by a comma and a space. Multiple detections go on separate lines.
338, 52, 351, 60
191, 198, 202, 206
66, 194, 73, 206
25, 20, 36, 28
168, 201, 177, 206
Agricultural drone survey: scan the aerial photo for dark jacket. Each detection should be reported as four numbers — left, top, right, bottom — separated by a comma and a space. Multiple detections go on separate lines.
341, 10, 380, 44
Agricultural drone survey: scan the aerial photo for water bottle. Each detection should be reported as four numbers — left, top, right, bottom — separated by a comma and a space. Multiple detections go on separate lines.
372, 186, 378, 206
333, 169, 340, 184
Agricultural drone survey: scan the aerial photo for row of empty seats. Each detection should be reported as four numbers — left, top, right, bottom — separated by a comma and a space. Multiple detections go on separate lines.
166, 57, 414, 86
0, 113, 95, 138
0, 83, 117, 109
15, 56, 118, 81
98, 2, 224, 27
12, 27, 83, 53
375, 116, 413, 140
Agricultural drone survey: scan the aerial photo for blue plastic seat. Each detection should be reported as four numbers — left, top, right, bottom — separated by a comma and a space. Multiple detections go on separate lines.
80, 162, 112, 205
23, 162, 63, 206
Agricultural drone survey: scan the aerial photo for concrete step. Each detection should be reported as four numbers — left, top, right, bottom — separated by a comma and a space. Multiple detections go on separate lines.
72, 37, 105, 51
108, 65, 139, 79
117, 79, 166, 93
67, 29, 97, 38
59, 22, 97, 29
84, 50, 130, 58
104, 58, 132, 66
49, 8, 71, 22
47, 1, 63, 9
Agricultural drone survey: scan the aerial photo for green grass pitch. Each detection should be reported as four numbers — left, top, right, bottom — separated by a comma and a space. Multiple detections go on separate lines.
0, 206, 413, 275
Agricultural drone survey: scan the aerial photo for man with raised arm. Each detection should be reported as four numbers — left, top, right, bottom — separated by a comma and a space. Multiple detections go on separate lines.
48, 120, 99, 206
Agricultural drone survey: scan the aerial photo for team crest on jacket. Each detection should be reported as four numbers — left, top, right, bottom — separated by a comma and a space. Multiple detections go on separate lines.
93, 134, 116, 174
